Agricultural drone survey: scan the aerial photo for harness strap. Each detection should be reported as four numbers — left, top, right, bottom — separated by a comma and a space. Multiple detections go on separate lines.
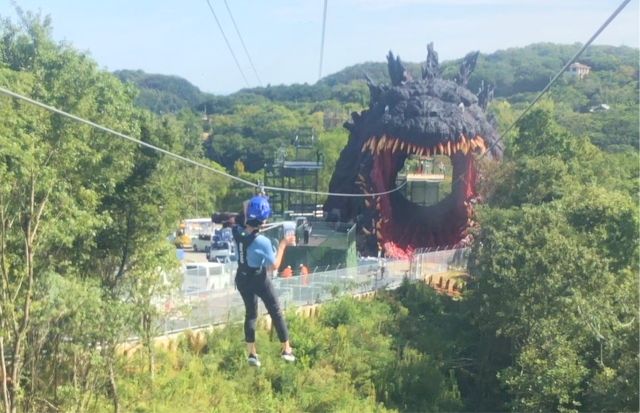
232, 225, 261, 273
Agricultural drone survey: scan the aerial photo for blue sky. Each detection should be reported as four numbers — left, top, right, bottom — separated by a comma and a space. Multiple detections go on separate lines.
1, 0, 638, 95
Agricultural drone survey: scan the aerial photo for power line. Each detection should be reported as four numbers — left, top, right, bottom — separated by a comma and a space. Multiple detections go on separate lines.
222, 0, 262, 86
205, 0, 251, 88
318, 0, 328, 80
0, 86, 406, 198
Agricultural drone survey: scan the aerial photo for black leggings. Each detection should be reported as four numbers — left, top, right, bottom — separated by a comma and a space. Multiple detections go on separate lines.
235, 269, 289, 343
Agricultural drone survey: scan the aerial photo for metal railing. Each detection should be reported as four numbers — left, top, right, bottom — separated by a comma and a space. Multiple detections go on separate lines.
157, 248, 469, 336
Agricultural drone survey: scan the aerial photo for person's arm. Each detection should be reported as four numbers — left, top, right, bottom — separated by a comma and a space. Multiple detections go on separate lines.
270, 239, 289, 271
254, 235, 294, 272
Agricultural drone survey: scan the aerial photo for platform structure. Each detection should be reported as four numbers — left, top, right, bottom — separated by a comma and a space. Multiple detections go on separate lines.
261, 221, 357, 273
264, 135, 324, 217
396, 157, 447, 206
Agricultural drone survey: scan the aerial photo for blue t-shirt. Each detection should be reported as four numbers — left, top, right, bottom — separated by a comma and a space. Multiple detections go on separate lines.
236, 233, 275, 269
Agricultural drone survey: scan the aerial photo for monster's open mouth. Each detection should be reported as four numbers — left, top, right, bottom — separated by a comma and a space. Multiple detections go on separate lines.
324, 44, 502, 258
359, 134, 487, 258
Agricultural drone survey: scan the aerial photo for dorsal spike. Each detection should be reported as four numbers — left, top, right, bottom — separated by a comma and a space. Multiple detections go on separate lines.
478, 80, 494, 109
455, 51, 479, 86
364, 72, 382, 104
364, 73, 376, 86
422, 42, 440, 80
387, 51, 410, 86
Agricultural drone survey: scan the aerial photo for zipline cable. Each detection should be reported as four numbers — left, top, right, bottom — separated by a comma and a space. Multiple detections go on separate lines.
452, 0, 632, 189
0, 86, 406, 198
205, 0, 251, 88
222, 0, 262, 86
482, 0, 632, 159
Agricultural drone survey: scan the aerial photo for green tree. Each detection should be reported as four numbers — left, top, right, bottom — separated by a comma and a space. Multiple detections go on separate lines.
0, 11, 139, 411
467, 106, 639, 412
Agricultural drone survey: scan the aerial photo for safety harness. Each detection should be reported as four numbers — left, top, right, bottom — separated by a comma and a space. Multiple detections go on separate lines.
232, 225, 263, 276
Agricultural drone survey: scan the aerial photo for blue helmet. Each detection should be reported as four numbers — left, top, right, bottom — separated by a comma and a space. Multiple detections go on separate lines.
246, 195, 272, 222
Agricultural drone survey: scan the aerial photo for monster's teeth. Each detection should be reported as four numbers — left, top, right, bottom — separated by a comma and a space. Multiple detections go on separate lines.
387, 137, 396, 150
362, 227, 372, 236
447, 141, 452, 155
461, 140, 469, 155
425, 147, 431, 157
364, 199, 371, 208
378, 136, 387, 151
437, 143, 444, 155
468, 139, 477, 151
475, 137, 487, 152
392, 138, 400, 153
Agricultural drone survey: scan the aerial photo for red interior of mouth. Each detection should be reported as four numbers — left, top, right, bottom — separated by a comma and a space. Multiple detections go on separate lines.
369, 145, 477, 258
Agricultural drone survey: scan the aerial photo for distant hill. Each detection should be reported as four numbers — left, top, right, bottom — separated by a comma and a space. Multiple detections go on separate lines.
318, 43, 639, 98
115, 44, 638, 152
116, 44, 637, 110
114, 70, 214, 113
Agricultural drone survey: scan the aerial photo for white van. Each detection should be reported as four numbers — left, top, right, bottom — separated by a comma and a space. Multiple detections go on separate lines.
182, 262, 232, 293
192, 233, 212, 252
207, 240, 236, 263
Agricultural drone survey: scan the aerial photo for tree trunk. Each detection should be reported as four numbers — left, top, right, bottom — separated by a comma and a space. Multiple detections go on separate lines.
108, 358, 120, 413
7, 175, 40, 413
1, 337, 10, 413
143, 313, 155, 381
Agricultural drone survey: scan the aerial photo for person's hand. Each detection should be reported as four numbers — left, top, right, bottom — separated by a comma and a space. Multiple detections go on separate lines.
281, 233, 296, 247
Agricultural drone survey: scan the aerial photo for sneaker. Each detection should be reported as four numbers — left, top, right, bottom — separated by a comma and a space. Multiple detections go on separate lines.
281, 350, 295, 362
247, 354, 261, 367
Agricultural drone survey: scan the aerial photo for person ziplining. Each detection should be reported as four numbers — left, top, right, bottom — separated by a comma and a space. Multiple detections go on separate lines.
232, 195, 296, 367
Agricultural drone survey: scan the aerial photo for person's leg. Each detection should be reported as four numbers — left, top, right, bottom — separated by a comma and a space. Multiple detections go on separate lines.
255, 273, 292, 354
236, 273, 259, 353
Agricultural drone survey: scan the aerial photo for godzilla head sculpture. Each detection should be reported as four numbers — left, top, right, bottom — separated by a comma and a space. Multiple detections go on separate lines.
324, 43, 502, 258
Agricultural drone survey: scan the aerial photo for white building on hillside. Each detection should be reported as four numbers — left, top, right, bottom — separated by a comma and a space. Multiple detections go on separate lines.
567, 62, 591, 79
